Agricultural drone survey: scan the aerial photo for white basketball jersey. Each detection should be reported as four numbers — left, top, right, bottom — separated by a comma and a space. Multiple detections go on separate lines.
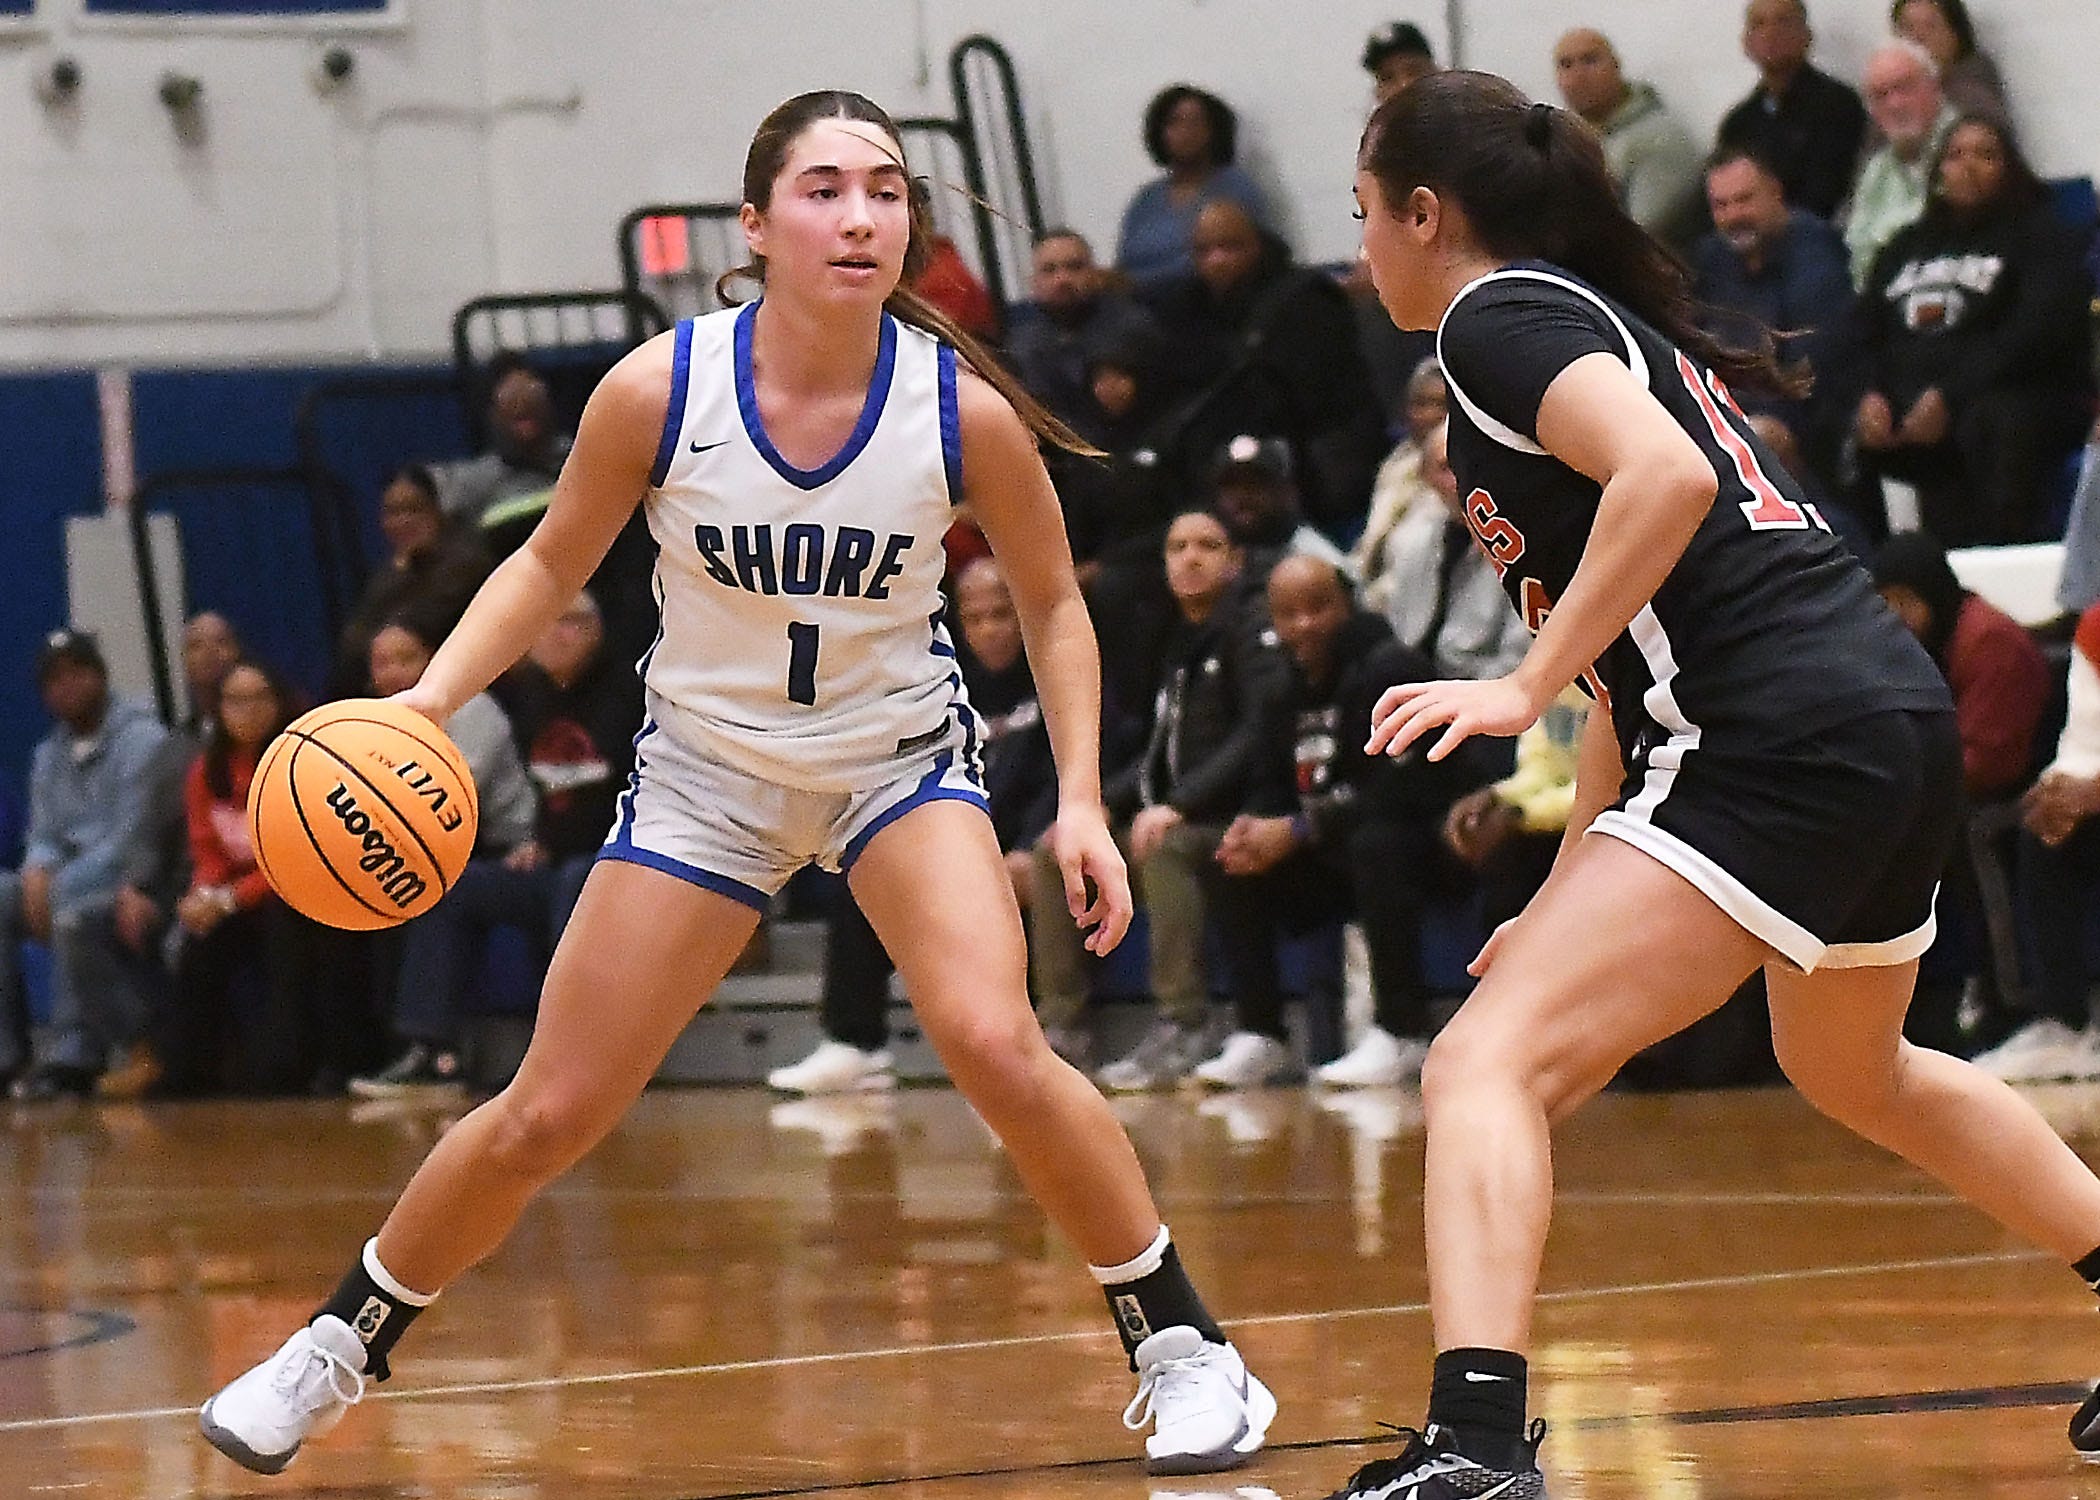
638, 302, 980, 793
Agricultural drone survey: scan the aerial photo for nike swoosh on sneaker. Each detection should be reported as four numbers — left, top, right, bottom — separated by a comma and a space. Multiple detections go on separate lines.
1463, 1371, 1512, 1382
689, 438, 730, 454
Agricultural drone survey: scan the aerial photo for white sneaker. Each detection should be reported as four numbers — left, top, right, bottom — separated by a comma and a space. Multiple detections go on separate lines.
1973, 1019, 2088, 1082
1193, 1032, 1296, 1090
198, 1314, 367, 1474
1312, 1026, 1428, 1088
1123, 1325, 1277, 1475
765, 1039, 896, 1095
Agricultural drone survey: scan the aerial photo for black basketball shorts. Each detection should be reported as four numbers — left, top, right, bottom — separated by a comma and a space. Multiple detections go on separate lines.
1589, 708, 1962, 972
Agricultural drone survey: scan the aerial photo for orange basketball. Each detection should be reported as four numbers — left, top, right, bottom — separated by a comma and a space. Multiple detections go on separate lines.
247, 698, 480, 930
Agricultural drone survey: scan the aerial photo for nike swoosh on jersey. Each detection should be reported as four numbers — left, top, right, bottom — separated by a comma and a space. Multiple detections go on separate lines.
689, 438, 731, 454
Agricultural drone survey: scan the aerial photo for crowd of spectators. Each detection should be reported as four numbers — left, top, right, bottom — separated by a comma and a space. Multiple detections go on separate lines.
5, 0, 2098, 1109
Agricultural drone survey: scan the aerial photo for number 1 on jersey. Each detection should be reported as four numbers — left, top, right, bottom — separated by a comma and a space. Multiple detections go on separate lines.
786, 621, 820, 705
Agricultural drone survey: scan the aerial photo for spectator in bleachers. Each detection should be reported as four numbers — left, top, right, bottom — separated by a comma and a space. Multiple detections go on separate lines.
145, 660, 329, 1096
1149, 200, 1386, 536
100, 611, 245, 1094
1717, 0, 1869, 221
180, 611, 241, 737
1035, 509, 1279, 1092
1853, 116, 2096, 544
910, 190, 1001, 343
1552, 28, 1705, 248
117, 612, 241, 945
1362, 21, 1438, 106
438, 357, 571, 529
333, 464, 491, 698
2001, 601, 2100, 1080
1871, 532, 2049, 799
1208, 435, 1352, 576
0, 630, 168, 1100
1893, 0, 2007, 123
1115, 85, 1269, 292
1379, 421, 1531, 681
1056, 325, 1185, 572
1353, 358, 1450, 615
1346, 25, 1442, 422
1192, 556, 1469, 1090
349, 609, 541, 1094
1444, 687, 1591, 939
771, 560, 1064, 1091
1005, 230, 1158, 432
1693, 147, 1858, 476
1846, 41, 1958, 285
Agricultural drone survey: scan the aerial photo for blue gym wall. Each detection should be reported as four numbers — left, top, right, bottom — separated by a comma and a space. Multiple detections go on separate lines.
1, 362, 468, 793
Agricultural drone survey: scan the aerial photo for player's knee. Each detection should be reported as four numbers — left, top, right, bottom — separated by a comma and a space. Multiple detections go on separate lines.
938, 1014, 1050, 1103
1776, 1042, 1894, 1126
1419, 1021, 1502, 1113
482, 1088, 604, 1182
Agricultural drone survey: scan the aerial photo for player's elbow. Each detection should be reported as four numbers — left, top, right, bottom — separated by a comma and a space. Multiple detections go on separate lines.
1632, 446, 1717, 529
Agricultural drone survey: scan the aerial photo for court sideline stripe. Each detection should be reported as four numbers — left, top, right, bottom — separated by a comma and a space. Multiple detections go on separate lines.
0, 1247, 2048, 1435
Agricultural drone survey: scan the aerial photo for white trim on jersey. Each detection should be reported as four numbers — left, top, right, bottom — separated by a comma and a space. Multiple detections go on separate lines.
1436, 266, 1651, 457
1620, 603, 1700, 822
1589, 812, 1938, 972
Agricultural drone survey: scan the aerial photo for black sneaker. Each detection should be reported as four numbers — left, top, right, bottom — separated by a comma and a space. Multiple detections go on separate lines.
2070, 1384, 2100, 1456
347, 1044, 465, 1098
1324, 1421, 1548, 1499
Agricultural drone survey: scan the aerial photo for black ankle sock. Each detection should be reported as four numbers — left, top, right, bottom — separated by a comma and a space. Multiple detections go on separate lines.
314, 1239, 432, 1381
1094, 1232, 1226, 1367
2075, 1245, 2100, 1296
1427, 1347, 1528, 1462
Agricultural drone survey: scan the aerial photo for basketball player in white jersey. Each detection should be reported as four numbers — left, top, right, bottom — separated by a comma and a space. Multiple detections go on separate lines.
198, 91, 1275, 1480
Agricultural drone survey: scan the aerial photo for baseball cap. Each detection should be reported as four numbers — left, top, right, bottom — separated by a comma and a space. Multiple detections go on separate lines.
1363, 21, 1435, 73
36, 627, 105, 683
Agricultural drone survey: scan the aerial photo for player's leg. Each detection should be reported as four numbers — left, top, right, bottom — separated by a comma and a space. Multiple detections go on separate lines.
1767, 957, 2100, 1455
1324, 834, 1767, 1500
200, 859, 760, 1474
847, 799, 1276, 1474
1768, 957, 2100, 1259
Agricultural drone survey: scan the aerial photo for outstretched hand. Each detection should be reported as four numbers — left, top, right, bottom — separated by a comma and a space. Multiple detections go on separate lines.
1053, 806, 1134, 956
1367, 674, 1544, 763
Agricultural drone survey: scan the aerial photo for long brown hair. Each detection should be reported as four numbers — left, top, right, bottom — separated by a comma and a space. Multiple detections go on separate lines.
1361, 71, 1806, 398
718, 90, 1097, 458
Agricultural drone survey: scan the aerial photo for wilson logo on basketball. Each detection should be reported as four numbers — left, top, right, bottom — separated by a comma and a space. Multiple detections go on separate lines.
323, 782, 430, 908
393, 760, 466, 833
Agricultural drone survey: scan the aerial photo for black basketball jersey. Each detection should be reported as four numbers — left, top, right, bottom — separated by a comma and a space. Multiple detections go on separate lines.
1436, 264, 1949, 765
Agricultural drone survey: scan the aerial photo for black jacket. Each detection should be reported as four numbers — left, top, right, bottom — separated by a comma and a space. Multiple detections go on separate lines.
1717, 65, 1869, 221
1106, 591, 1284, 823
1242, 612, 1475, 842
1857, 199, 2096, 412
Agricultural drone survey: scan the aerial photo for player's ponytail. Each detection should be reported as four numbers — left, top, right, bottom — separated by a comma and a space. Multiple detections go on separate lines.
722, 90, 1101, 463
1361, 72, 1807, 398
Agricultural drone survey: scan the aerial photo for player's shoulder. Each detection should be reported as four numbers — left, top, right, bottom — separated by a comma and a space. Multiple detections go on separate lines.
1445, 266, 1621, 332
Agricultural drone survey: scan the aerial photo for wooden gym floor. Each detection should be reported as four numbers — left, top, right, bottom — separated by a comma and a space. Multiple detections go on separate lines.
8, 1081, 2100, 1498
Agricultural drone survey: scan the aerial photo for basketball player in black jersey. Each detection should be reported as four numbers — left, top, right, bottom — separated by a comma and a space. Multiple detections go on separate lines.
1320, 71, 2100, 1500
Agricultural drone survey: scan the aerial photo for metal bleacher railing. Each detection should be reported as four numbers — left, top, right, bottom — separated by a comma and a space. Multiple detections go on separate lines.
615, 35, 1044, 334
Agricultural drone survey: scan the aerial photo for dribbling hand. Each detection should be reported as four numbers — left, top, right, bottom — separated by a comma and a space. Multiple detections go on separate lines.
1367, 675, 1543, 763
386, 686, 451, 728
1053, 805, 1133, 956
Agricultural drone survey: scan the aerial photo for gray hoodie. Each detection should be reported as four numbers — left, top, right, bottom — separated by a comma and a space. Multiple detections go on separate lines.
1599, 81, 1705, 248
25, 696, 169, 915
